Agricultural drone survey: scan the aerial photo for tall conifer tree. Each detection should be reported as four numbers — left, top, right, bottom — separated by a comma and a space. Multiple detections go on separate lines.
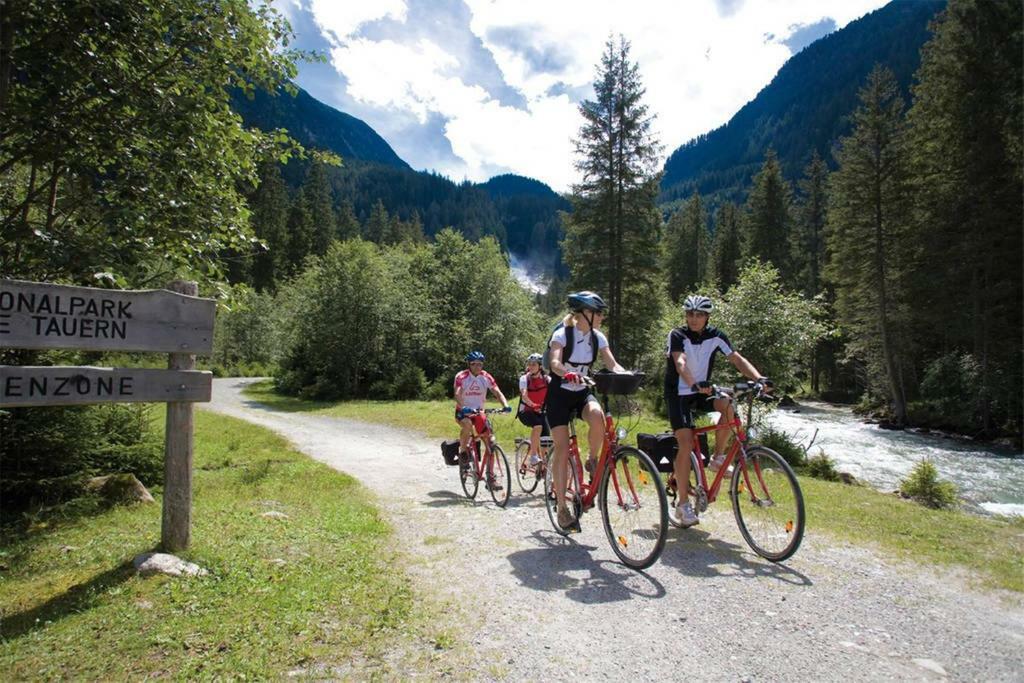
561, 35, 663, 363
302, 162, 336, 256
709, 202, 742, 289
791, 152, 829, 297
250, 161, 289, 291
827, 65, 913, 423
742, 149, 792, 275
663, 192, 709, 301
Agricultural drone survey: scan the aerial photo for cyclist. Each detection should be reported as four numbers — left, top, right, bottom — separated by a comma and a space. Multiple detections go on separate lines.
517, 353, 550, 467
547, 291, 626, 530
454, 351, 511, 475
665, 294, 772, 527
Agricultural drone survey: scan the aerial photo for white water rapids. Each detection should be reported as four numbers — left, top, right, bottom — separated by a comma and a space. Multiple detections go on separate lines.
768, 401, 1024, 517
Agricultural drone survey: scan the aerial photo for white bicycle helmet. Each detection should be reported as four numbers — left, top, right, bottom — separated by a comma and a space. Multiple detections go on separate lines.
683, 295, 713, 313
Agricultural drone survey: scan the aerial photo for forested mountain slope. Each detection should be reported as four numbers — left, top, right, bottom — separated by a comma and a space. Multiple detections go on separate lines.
660, 0, 944, 205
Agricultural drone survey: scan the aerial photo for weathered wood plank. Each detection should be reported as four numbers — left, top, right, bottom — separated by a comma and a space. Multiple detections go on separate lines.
162, 280, 197, 552
0, 279, 216, 354
0, 366, 212, 407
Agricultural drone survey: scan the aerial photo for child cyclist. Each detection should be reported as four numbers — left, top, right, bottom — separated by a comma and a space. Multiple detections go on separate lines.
516, 353, 550, 466
665, 295, 772, 527
454, 351, 511, 477
547, 291, 627, 531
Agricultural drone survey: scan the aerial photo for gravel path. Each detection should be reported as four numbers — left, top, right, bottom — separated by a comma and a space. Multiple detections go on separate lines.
207, 378, 1023, 681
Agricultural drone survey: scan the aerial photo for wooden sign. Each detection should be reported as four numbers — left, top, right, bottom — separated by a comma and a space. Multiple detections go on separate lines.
0, 279, 216, 354
0, 366, 213, 407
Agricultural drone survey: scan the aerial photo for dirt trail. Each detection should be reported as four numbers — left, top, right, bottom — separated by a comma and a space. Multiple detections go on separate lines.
207, 378, 1023, 681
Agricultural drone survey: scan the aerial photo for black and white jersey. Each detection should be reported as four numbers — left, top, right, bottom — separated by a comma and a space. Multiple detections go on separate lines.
664, 326, 734, 396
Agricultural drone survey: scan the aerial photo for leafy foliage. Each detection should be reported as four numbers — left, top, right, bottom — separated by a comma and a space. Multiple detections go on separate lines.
806, 452, 841, 481
899, 459, 958, 509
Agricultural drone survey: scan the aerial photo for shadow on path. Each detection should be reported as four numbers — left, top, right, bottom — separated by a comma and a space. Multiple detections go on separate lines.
661, 528, 813, 586
507, 531, 666, 604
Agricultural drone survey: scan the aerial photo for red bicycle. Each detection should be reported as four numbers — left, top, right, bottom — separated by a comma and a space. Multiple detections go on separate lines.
460, 408, 511, 507
543, 372, 668, 570
668, 381, 805, 562
514, 434, 551, 493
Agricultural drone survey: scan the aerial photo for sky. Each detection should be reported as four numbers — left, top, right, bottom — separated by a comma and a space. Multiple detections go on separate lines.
275, 0, 891, 192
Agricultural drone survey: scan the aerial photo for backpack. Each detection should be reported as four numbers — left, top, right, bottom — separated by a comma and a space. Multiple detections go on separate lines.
542, 322, 597, 373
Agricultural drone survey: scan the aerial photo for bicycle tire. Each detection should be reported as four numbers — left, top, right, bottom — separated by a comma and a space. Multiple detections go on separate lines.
514, 440, 541, 494
730, 445, 805, 562
544, 451, 581, 535
599, 446, 668, 570
488, 444, 511, 508
667, 450, 702, 529
460, 442, 480, 499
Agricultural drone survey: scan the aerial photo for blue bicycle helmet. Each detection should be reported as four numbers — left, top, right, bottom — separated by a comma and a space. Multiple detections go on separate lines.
567, 291, 608, 313
465, 350, 485, 362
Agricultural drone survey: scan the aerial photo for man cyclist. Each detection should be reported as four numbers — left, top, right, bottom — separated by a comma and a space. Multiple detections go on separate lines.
454, 351, 511, 480
665, 295, 772, 527
547, 291, 626, 531
517, 353, 550, 467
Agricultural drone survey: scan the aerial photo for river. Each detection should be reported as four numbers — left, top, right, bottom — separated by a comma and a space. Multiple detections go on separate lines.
768, 401, 1024, 517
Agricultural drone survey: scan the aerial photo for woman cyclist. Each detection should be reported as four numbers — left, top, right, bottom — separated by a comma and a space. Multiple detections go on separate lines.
547, 291, 626, 531
517, 353, 550, 467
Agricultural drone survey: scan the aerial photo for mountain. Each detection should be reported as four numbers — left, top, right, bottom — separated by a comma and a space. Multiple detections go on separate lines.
479, 174, 570, 264
231, 85, 410, 170
660, 0, 944, 206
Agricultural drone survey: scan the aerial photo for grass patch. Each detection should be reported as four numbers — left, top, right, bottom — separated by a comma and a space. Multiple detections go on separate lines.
0, 410, 444, 678
244, 380, 1024, 592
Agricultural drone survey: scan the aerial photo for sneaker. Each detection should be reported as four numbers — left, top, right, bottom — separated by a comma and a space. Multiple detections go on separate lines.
486, 476, 503, 491
709, 454, 727, 470
675, 501, 699, 527
557, 506, 577, 530
458, 450, 471, 472
528, 453, 543, 466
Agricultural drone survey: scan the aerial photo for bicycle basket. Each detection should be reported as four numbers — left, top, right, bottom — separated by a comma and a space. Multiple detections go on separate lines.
591, 371, 645, 396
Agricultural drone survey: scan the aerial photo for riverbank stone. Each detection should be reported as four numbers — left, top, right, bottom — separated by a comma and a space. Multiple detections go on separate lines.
85, 474, 155, 505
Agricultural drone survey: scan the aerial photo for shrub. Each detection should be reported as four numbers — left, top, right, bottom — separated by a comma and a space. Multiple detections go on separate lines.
806, 451, 841, 481
758, 426, 807, 467
899, 460, 958, 509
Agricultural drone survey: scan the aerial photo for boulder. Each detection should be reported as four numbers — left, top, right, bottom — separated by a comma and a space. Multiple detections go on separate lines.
85, 474, 155, 505
133, 552, 209, 577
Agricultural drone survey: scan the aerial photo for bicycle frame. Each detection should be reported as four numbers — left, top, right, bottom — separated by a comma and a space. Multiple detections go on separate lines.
562, 400, 641, 514
468, 415, 498, 479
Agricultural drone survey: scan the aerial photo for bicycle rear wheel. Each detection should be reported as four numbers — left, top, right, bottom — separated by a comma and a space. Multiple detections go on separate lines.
514, 440, 541, 493
460, 443, 480, 499
544, 451, 581, 535
488, 444, 511, 508
730, 445, 805, 562
599, 446, 668, 570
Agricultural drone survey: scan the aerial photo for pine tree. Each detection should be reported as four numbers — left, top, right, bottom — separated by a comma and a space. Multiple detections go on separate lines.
709, 202, 742, 289
336, 200, 360, 241
364, 199, 389, 243
905, 0, 1023, 432
743, 149, 793, 275
302, 162, 336, 256
663, 192, 709, 301
827, 64, 913, 423
250, 161, 290, 291
284, 195, 312, 275
791, 152, 829, 297
561, 35, 663, 364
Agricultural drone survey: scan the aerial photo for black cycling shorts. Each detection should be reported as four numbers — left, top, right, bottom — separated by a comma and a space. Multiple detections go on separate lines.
517, 409, 549, 434
545, 386, 599, 428
666, 392, 718, 431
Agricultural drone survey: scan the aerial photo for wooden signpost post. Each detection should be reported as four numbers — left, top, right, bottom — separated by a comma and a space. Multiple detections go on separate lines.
0, 278, 216, 552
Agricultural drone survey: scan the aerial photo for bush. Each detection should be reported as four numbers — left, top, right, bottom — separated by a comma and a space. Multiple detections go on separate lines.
758, 426, 807, 467
1, 404, 162, 514
899, 460, 958, 509
806, 451, 841, 481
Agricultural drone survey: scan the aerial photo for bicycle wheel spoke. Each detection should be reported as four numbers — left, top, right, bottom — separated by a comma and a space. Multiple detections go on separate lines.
731, 446, 805, 561
600, 447, 667, 569
489, 445, 511, 507
515, 441, 540, 493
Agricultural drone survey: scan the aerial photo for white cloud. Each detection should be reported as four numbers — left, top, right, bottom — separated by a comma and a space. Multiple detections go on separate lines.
308, 0, 889, 191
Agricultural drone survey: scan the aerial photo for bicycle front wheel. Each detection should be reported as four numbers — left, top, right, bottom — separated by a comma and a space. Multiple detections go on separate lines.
544, 451, 581, 535
599, 446, 668, 570
460, 445, 480, 499
730, 445, 805, 562
488, 444, 511, 508
514, 440, 540, 493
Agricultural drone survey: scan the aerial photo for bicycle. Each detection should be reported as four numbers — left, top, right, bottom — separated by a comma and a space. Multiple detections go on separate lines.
459, 407, 512, 507
542, 372, 668, 570
667, 380, 805, 562
514, 433, 551, 493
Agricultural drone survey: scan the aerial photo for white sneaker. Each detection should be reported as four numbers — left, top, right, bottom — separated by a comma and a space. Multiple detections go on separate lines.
709, 454, 727, 470
528, 453, 543, 466
675, 501, 699, 527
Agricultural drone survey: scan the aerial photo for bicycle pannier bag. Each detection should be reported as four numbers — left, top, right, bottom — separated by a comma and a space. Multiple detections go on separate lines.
441, 439, 461, 466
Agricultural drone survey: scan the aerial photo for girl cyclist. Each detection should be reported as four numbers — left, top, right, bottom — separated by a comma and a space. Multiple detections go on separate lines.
517, 353, 550, 467
547, 291, 626, 531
